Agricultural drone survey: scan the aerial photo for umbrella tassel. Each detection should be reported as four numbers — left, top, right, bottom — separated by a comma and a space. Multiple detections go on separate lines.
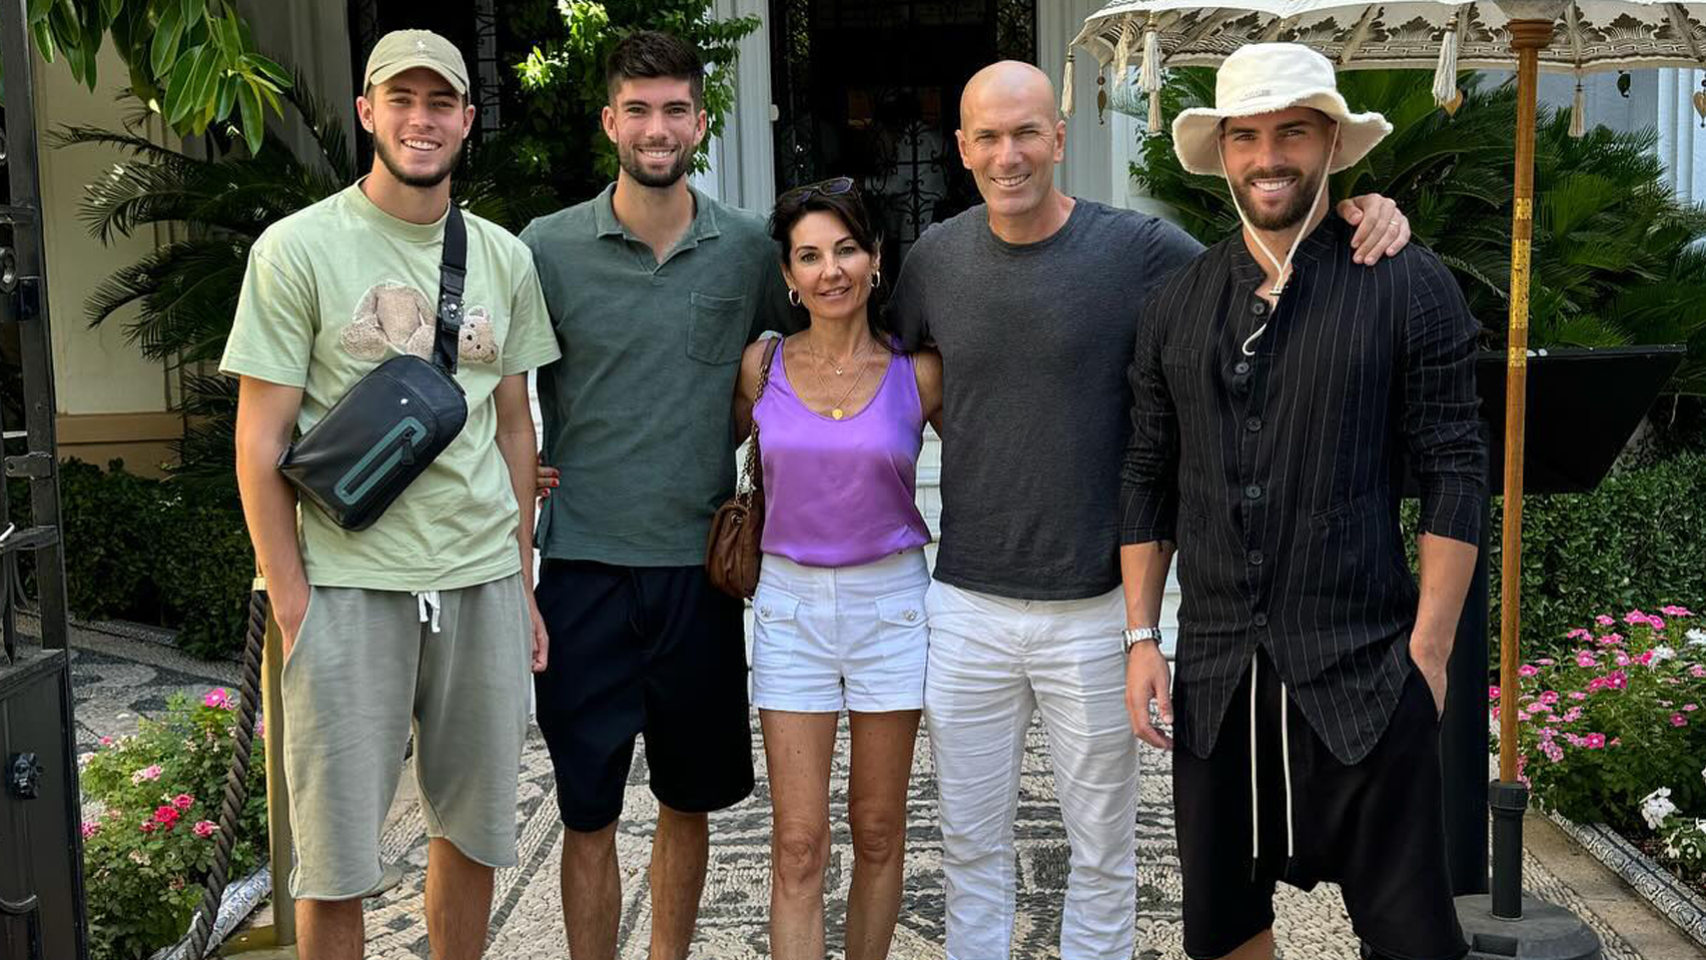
1570, 77, 1586, 137
1433, 16, 1460, 107
1140, 12, 1163, 134
1062, 51, 1075, 118
1114, 17, 1134, 89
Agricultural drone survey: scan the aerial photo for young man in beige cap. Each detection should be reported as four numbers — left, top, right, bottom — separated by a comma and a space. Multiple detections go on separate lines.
1120, 43, 1484, 960
223, 29, 559, 959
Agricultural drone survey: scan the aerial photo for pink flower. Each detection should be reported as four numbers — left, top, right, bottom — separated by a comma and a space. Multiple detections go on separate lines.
1569, 691, 1587, 701
1519, 664, 1540, 677
1536, 657, 1556, 665
172, 793, 194, 811
1686, 705, 1700, 713
255, 718, 265, 738
1615, 652, 1632, 667
1567, 628, 1592, 641
1488, 685, 1501, 700
81, 821, 100, 839
1562, 707, 1584, 723
1564, 732, 1585, 747
1691, 665, 1706, 679
1585, 733, 1606, 749
1539, 690, 1560, 705
98, 736, 113, 747
1637, 651, 1655, 666
1651, 617, 1668, 632
1542, 741, 1565, 762
1662, 605, 1693, 617
1610, 737, 1623, 746
203, 688, 234, 710
139, 821, 156, 834
1605, 670, 1628, 690
1626, 610, 1650, 625
1597, 615, 1616, 626
1576, 652, 1599, 668
193, 820, 218, 839
129, 764, 162, 785
153, 805, 180, 827
1539, 726, 1558, 740
1672, 714, 1689, 728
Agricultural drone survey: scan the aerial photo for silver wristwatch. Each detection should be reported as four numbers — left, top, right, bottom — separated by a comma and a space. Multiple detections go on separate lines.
1121, 626, 1163, 655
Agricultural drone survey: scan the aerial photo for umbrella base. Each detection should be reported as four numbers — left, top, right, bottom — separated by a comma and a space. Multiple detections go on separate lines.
1455, 894, 1603, 959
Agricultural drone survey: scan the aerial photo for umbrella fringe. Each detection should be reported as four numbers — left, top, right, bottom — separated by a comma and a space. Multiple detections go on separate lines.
1141, 13, 1163, 133
1433, 15, 1461, 107
1061, 50, 1075, 118
1114, 17, 1134, 89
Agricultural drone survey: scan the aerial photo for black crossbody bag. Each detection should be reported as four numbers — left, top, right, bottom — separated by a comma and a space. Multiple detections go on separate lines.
277, 205, 470, 531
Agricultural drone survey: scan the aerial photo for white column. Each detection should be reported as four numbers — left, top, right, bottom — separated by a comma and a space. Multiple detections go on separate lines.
693, 0, 777, 212
1038, 0, 1117, 206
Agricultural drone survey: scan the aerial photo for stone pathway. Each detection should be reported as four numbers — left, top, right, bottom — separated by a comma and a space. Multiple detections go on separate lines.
51, 620, 1666, 959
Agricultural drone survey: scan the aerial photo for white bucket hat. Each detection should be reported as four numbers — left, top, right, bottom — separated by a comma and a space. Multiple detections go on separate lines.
1171, 43, 1392, 176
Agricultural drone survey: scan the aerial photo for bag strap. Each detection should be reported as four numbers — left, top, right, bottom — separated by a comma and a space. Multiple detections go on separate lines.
739, 337, 783, 504
432, 204, 469, 375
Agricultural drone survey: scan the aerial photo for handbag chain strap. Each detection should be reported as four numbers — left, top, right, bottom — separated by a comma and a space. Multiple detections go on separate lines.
738, 337, 782, 508
431, 204, 469, 375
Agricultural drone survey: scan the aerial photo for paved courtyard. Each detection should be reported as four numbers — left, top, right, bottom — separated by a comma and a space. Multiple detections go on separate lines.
56, 619, 1679, 959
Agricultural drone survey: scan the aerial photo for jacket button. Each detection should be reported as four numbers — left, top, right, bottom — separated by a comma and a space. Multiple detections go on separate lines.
1245, 484, 1263, 500
1245, 416, 1262, 432
1234, 361, 1251, 376
1254, 613, 1270, 627
760, 606, 772, 618
1251, 301, 1268, 316
904, 609, 918, 622
1248, 550, 1265, 566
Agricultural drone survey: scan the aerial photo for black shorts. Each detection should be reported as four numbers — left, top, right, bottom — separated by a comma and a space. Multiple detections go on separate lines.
533, 560, 755, 831
1174, 647, 1468, 960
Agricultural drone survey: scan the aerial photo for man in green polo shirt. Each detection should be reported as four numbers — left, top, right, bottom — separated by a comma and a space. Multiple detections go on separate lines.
519, 30, 792, 960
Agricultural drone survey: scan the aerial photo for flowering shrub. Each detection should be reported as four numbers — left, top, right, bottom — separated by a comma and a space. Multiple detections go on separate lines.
1505, 607, 1706, 888
78, 690, 267, 960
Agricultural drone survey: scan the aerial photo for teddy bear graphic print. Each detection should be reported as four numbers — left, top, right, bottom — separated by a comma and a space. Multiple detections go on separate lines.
342, 281, 499, 365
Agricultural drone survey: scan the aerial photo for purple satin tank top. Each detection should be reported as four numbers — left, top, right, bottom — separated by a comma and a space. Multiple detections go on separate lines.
754, 342, 932, 568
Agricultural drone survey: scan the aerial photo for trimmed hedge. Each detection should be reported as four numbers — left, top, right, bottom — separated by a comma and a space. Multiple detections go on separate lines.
9, 460, 252, 659
1407, 452, 1706, 667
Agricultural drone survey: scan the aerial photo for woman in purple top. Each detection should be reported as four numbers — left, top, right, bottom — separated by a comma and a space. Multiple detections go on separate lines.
733, 179, 943, 960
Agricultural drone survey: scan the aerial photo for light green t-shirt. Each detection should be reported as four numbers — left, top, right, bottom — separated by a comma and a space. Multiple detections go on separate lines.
220, 182, 561, 592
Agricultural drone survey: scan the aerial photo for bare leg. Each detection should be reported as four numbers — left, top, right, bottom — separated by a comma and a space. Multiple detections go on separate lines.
561, 822, 621, 960
649, 803, 711, 960
760, 709, 840, 960
844, 709, 921, 960
1226, 928, 1276, 960
425, 838, 496, 959
296, 898, 365, 960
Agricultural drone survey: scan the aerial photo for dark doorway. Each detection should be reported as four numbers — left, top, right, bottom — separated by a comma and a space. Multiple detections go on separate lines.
770, 0, 1036, 263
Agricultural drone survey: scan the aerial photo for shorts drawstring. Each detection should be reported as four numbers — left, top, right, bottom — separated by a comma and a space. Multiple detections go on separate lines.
415, 590, 442, 634
1250, 653, 1299, 877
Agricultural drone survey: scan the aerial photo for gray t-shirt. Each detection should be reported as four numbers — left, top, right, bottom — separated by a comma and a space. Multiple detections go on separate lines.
522, 184, 794, 567
891, 199, 1202, 600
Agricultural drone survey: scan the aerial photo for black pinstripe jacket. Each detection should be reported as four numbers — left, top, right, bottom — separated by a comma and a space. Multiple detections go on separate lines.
1118, 214, 1487, 764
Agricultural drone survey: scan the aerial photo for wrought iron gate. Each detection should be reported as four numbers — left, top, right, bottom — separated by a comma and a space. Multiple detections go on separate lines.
770, 0, 1036, 263
1, 1, 90, 957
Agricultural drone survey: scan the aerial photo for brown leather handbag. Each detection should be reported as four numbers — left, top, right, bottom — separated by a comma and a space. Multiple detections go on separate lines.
706, 338, 781, 599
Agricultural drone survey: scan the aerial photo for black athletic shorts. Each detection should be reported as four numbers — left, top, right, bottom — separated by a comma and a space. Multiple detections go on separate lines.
1174, 646, 1469, 960
533, 560, 755, 831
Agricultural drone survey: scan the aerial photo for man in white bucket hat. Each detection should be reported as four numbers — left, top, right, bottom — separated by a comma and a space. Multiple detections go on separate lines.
1119, 43, 1484, 960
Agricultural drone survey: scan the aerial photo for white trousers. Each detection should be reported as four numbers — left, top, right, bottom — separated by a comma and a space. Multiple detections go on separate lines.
923, 580, 1139, 960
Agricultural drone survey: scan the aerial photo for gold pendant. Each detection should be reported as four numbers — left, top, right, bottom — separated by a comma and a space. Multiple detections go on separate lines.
832, 408, 845, 420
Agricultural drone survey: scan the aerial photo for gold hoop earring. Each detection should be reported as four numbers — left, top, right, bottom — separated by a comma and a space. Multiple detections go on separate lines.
788, 288, 801, 307
871, 270, 882, 289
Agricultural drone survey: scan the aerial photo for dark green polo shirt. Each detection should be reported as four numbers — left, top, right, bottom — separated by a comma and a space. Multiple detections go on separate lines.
521, 184, 794, 566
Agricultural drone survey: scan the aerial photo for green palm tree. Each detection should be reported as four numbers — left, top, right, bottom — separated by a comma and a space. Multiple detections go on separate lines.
1125, 68, 1706, 399
52, 74, 558, 490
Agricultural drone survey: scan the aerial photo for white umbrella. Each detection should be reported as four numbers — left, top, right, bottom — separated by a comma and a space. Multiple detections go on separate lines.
1071, 0, 1703, 945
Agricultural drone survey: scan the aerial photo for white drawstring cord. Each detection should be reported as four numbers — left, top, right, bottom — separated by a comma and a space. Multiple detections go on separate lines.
1249, 653, 1261, 861
414, 590, 442, 634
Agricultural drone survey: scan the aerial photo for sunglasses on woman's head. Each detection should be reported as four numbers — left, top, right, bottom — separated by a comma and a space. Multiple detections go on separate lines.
780, 176, 857, 205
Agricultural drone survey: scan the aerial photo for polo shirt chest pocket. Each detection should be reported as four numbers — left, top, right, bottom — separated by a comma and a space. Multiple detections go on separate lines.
687, 292, 747, 365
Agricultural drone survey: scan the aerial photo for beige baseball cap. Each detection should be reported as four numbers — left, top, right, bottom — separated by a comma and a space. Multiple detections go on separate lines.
363, 29, 469, 96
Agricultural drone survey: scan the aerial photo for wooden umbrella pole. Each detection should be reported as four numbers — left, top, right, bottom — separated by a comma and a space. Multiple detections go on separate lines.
1500, 18, 1553, 784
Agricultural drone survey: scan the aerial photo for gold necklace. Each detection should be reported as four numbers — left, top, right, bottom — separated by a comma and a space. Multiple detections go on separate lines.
804, 333, 864, 376
800, 337, 869, 419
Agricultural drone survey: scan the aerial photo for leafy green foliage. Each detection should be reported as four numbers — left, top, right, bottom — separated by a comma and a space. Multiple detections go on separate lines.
9, 459, 253, 657
1128, 69, 1706, 397
79, 690, 267, 959
8, 0, 289, 155
500, 0, 759, 204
